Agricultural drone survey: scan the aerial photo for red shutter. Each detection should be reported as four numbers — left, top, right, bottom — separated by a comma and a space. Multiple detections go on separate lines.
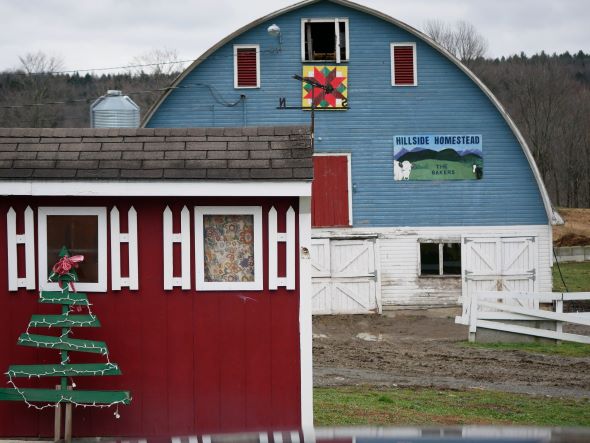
236, 48, 258, 87
393, 45, 415, 85
312, 155, 350, 227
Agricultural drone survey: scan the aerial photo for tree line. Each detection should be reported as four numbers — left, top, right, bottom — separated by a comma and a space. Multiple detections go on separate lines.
0, 48, 589, 208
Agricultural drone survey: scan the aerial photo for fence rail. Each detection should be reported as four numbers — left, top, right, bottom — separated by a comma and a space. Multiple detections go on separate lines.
553, 245, 590, 263
457, 291, 590, 344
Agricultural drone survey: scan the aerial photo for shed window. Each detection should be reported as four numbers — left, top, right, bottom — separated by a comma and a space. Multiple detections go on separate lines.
38, 207, 107, 292
234, 45, 260, 88
302, 19, 349, 62
195, 206, 263, 290
420, 242, 461, 276
391, 43, 417, 86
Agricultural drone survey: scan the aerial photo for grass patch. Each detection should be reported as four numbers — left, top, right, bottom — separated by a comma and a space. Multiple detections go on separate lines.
553, 261, 590, 292
314, 387, 590, 426
458, 341, 590, 357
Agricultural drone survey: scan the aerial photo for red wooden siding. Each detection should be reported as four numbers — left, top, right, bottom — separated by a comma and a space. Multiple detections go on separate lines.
312, 155, 350, 227
236, 48, 258, 87
0, 196, 300, 438
393, 45, 415, 85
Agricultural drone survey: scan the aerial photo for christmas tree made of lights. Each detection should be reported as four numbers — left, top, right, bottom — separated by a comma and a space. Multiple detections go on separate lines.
0, 246, 130, 411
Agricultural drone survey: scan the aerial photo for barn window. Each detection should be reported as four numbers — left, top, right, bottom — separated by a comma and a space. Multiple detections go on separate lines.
195, 206, 263, 290
301, 18, 349, 62
38, 207, 107, 292
234, 45, 260, 88
419, 241, 461, 276
391, 43, 417, 86
312, 154, 352, 227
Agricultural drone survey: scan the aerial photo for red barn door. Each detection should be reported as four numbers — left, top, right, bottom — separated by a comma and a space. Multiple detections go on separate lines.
312, 155, 351, 227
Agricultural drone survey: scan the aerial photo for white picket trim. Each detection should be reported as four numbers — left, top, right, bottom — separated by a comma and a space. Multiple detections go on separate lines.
6, 206, 35, 291
110, 206, 139, 291
163, 206, 191, 290
268, 206, 296, 290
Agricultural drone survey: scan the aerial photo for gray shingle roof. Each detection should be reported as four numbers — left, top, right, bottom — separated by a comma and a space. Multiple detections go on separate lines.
0, 126, 312, 180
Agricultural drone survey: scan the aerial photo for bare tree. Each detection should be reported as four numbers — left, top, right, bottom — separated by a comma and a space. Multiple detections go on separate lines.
2, 52, 67, 127
17, 51, 65, 74
424, 20, 488, 67
130, 48, 187, 76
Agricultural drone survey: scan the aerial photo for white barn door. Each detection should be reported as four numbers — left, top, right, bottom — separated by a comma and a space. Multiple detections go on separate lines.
461, 235, 537, 321
311, 238, 379, 314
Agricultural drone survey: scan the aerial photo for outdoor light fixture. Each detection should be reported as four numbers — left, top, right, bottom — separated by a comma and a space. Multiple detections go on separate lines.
267, 23, 283, 45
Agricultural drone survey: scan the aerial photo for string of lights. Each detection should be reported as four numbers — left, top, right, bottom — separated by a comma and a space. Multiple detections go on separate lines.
6, 277, 125, 417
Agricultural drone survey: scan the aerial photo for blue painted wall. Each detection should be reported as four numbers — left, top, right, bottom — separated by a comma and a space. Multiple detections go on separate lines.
147, 1, 548, 227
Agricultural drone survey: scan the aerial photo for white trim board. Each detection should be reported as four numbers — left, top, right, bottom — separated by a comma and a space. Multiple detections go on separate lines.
194, 206, 263, 291
0, 181, 312, 197
298, 196, 314, 430
37, 206, 107, 292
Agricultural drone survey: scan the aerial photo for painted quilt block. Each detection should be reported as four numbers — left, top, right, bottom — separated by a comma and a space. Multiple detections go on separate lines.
301, 65, 348, 109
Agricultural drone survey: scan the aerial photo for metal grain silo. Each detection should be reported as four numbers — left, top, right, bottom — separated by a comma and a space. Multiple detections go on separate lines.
90, 90, 140, 128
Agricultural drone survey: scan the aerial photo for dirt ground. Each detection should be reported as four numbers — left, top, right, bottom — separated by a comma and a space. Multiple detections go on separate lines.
313, 310, 590, 399
554, 208, 590, 246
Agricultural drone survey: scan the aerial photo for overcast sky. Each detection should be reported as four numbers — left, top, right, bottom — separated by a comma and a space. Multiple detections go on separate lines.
0, 0, 588, 73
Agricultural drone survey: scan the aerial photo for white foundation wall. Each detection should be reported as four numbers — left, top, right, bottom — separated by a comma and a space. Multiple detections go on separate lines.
313, 225, 553, 309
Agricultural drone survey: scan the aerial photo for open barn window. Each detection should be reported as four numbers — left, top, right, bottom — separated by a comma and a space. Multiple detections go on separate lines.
38, 207, 107, 291
195, 206, 263, 290
391, 43, 417, 86
234, 45, 260, 88
419, 241, 461, 276
301, 18, 349, 63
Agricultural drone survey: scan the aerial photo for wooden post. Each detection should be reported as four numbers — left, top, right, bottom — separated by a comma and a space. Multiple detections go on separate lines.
65, 386, 73, 443
468, 293, 478, 342
54, 385, 61, 442
556, 298, 564, 345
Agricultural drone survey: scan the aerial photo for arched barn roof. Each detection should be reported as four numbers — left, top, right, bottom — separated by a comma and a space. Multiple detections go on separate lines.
142, 0, 561, 225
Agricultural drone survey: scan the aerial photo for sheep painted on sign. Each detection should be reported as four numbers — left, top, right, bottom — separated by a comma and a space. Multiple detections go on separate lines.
394, 160, 413, 180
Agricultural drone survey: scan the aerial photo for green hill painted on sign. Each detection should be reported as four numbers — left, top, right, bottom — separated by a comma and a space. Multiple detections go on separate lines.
408, 158, 483, 180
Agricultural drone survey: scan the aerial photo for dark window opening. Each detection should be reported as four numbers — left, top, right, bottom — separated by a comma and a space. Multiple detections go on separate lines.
420, 243, 439, 275
443, 243, 461, 275
47, 215, 99, 283
304, 21, 347, 62
420, 242, 461, 276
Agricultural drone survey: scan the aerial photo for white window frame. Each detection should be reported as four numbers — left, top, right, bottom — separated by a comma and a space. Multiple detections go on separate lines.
418, 239, 461, 277
38, 207, 107, 292
195, 206, 263, 291
233, 44, 260, 89
313, 153, 353, 226
391, 42, 417, 86
301, 18, 350, 63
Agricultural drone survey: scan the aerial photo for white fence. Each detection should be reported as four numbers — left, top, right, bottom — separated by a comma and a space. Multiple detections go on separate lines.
457, 291, 590, 344
553, 245, 590, 263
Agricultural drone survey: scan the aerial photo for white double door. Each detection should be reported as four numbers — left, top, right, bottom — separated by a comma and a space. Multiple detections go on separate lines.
311, 238, 379, 315
461, 235, 538, 320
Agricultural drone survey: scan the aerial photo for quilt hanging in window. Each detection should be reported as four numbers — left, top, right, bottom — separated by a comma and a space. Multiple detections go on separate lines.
203, 214, 255, 282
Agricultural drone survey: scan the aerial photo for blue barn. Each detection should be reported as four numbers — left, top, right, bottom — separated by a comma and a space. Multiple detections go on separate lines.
144, 0, 560, 314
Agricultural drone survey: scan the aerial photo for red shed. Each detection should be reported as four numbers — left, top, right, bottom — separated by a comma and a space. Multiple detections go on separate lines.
0, 126, 314, 438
